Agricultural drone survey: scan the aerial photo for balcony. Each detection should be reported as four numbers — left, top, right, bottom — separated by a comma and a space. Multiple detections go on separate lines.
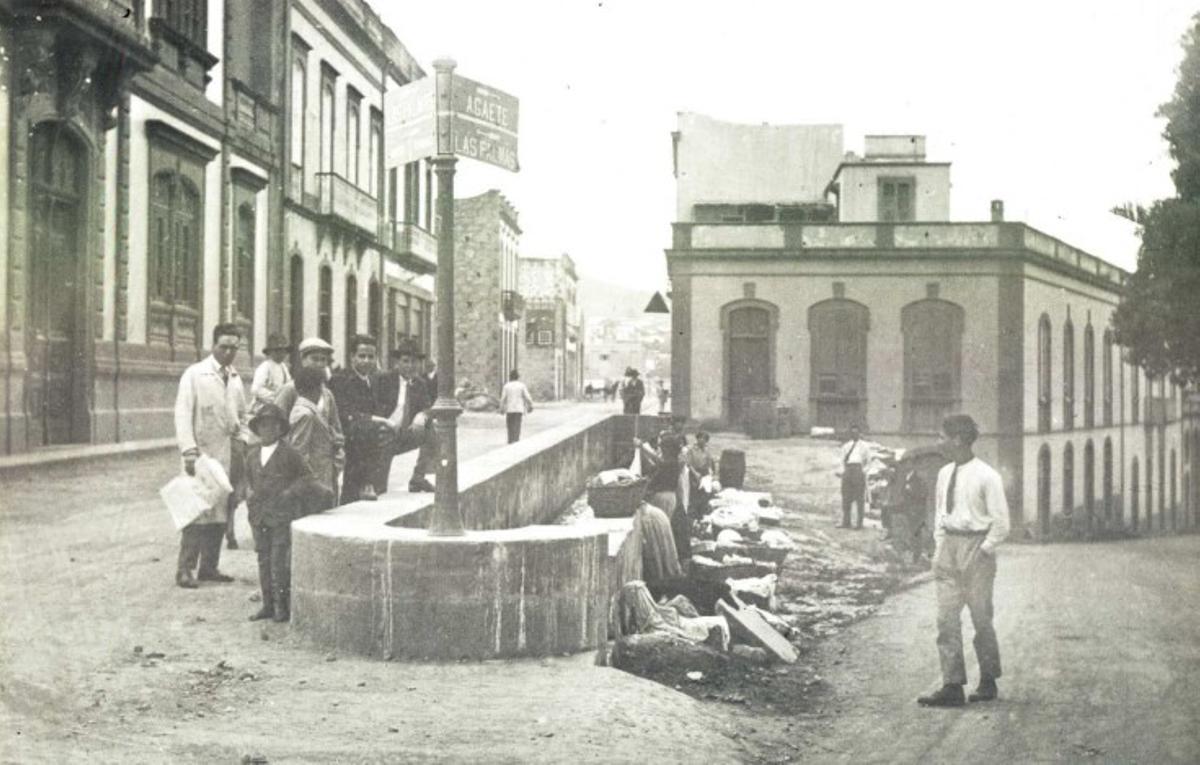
315, 172, 378, 238
502, 290, 525, 322
381, 221, 437, 275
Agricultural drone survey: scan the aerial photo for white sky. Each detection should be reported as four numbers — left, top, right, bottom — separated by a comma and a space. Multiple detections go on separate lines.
379, 0, 1196, 287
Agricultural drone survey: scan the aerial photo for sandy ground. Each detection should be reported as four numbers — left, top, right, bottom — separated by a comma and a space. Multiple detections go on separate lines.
3, 417, 1197, 762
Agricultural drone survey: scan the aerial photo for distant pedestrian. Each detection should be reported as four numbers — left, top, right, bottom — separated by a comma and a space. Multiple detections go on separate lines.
244, 403, 330, 623
839, 425, 870, 529
622, 368, 645, 415
917, 414, 1010, 708
172, 323, 249, 589
249, 333, 293, 413
499, 369, 535, 444
656, 380, 670, 415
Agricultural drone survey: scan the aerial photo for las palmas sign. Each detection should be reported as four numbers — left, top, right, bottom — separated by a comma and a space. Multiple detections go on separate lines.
385, 71, 519, 172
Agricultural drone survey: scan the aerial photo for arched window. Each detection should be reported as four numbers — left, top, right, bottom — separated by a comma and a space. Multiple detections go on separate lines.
1063, 318, 1075, 429
1131, 458, 1140, 531
723, 299, 777, 427
346, 95, 361, 185
235, 203, 255, 329
808, 298, 868, 430
1084, 440, 1095, 529
1038, 314, 1052, 432
1103, 438, 1114, 523
290, 51, 306, 169
901, 298, 964, 432
288, 254, 304, 349
1102, 330, 1114, 426
320, 78, 335, 175
318, 265, 333, 343
1063, 442, 1075, 516
344, 273, 358, 363
1038, 445, 1052, 537
1083, 325, 1095, 428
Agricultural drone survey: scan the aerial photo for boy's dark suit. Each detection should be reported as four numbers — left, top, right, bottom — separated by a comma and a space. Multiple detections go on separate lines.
329, 371, 387, 504
373, 369, 435, 491
244, 440, 327, 620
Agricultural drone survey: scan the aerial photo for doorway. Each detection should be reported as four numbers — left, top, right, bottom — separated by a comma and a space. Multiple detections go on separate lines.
27, 124, 88, 446
726, 305, 771, 426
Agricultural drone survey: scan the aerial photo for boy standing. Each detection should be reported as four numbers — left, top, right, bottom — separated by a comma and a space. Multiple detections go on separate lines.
244, 403, 329, 623
250, 334, 293, 413
288, 366, 338, 504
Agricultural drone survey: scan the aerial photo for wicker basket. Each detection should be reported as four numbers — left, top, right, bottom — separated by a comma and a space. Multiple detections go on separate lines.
587, 477, 647, 518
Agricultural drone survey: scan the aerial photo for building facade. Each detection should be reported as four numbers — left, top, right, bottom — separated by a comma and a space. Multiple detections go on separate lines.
518, 253, 582, 400
667, 113, 1195, 540
453, 190, 523, 397
0, 0, 434, 454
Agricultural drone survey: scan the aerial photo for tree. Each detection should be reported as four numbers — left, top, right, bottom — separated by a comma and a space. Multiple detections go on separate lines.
1112, 13, 1200, 386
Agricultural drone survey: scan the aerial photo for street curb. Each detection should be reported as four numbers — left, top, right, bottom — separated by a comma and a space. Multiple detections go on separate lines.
0, 438, 176, 475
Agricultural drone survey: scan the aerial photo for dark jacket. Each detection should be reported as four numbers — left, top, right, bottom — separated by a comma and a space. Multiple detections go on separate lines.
245, 441, 325, 527
374, 370, 432, 430
329, 371, 379, 435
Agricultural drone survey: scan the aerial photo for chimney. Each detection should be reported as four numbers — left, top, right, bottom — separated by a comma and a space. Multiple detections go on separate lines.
990, 200, 1004, 222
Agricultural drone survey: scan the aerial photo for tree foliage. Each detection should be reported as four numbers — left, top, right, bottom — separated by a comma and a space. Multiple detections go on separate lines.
1111, 13, 1200, 386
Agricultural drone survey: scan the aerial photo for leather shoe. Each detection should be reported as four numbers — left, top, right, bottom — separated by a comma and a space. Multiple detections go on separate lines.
226, 537, 239, 550
969, 677, 998, 702
408, 477, 435, 493
197, 571, 235, 583
249, 607, 275, 621
917, 684, 965, 707
176, 572, 199, 589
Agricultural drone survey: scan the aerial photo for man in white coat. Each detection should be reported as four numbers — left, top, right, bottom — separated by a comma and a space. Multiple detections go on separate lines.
173, 323, 250, 589
498, 369, 535, 444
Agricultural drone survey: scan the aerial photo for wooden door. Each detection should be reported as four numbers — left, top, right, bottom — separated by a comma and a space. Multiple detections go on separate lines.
28, 126, 86, 446
727, 306, 770, 425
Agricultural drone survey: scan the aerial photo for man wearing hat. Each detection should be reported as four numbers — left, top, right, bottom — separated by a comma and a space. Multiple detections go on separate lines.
375, 338, 436, 493
273, 337, 345, 500
622, 367, 646, 415
173, 323, 250, 588
250, 333, 293, 413
243, 402, 330, 622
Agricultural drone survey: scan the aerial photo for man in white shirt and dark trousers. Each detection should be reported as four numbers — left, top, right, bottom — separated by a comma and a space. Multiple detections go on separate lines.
499, 370, 534, 444
918, 413, 1011, 708
839, 425, 870, 529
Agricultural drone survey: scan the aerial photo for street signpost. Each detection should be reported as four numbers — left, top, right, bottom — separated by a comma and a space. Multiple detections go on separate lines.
387, 59, 520, 536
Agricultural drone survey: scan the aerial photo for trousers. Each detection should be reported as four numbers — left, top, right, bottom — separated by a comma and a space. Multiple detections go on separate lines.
177, 522, 224, 577
506, 412, 523, 444
252, 522, 292, 614
841, 465, 865, 527
934, 533, 1002, 685
368, 420, 437, 492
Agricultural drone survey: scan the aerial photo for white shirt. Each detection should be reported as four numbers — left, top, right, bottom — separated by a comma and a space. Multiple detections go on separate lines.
841, 439, 871, 465
499, 380, 534, 414
250, 359, 291, 406
934, 457, 1011, 551
388, 376, 410, 429
259, 441, 278, 466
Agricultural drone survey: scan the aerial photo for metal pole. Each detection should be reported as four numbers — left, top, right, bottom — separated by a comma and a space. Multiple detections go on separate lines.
428, 59, 464, 536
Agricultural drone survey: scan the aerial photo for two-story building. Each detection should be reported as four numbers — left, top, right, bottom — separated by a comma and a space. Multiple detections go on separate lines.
667, 112, 1194, 539
518, 253, 582, 400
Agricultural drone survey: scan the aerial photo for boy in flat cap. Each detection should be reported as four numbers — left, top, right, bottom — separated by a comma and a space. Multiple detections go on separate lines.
244, 403, 330, 622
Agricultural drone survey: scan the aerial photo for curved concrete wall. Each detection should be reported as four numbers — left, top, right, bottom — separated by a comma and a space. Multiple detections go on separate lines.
292, 503, 608, 660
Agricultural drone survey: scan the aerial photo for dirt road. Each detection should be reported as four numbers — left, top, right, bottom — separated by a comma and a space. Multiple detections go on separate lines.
783, 536, 1200, 763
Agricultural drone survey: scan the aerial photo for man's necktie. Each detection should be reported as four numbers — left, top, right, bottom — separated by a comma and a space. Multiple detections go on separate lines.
220, 367, 229, 387
844, 439, 858, 465
945, 465, 959, 516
